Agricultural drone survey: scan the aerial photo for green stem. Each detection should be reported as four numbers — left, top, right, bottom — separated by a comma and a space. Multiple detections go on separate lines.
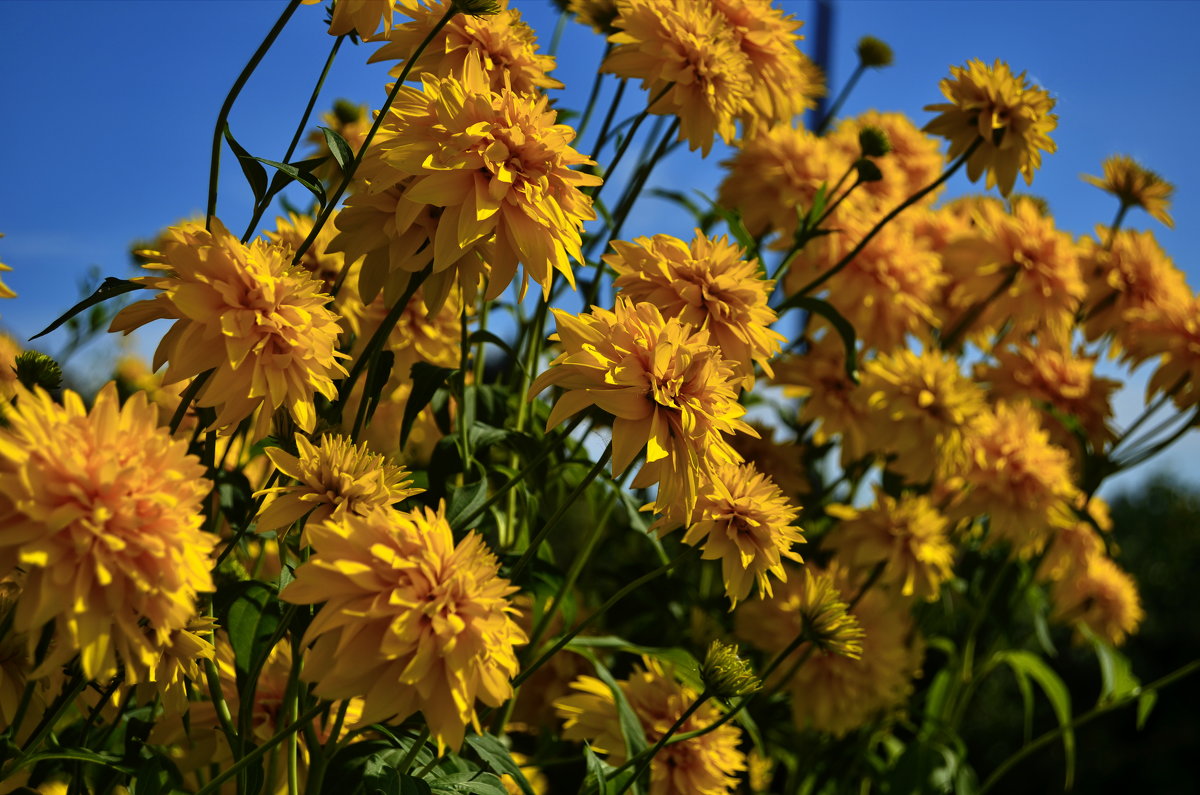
207, 0, 303, 230
612, 692, 712, 793
195, 702, 327, 795
588, 82, 674, 206
979, 658, 1200, 794
169, 369, 213, 435
397, 725, 431, 777
241, 34, 345, 243
315, 3, 459, 280
1105, 202, 1129, 250
938, 265, 1019, 352
783, 137, 982, 304
574, 44, 614, 142
547, 9, 568, 58
585, 78, 628, 175
815, 63, 865, 135
1112, 404, 1200, 471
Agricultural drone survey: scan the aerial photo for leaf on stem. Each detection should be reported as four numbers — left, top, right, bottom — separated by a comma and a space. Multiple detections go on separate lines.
321, 126, 356, 170
402, 363, 456, 447
223, 123, 269, 203
464, 733, 535, 795
994, 650, 1075, 790
30, 277, 145, 340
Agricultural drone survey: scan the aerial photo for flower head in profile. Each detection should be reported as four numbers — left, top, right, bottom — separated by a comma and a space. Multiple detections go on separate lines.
827, 489, 955, 601
736, 565, 864, 660
700, 640, 762, 700
555, 656, 746, 794
608, 231, 786, 386
1119, 296, 1200, 410
678, 462, 804, 607
1083, 155, 1174, 227
373, 0, 561, 95
1050, 554, 1143, 647
954, 400, 1079, 557
1078, 227, 1191, 343
568, 0, 620, 34
254, 433, 423, 537
604, 0, 751, 155
923, 59, 1058, 195
530, 297, 754, 528
282, 504, 526, 750
109, 219, 348, 439
0, 384, 213, 680
319, 0, 401, 39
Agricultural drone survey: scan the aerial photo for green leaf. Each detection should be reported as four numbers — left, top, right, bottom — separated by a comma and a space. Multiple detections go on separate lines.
361, 349, 396, 429
779, 295, 859, 383
695, 192, 756, 257
321, 126, 356, 170
1136, 689, 1157, 730
402, 363, 456, 447
996, 650, 1075, 790
576, 650, 647, 792
582, 743, 611, 795
220, 581, 282, 689
252, 155, 328, 207
223, 123, 269, 203
1087, 631, 1140, 706
468, 330, 526, 375
464, 734, 534, 795
447, 477, 490, 532
429, 771, 507, 794
30, 277, 145, 340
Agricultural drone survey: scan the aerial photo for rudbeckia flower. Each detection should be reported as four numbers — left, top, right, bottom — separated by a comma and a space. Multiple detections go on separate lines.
1083, 154, 1174, 227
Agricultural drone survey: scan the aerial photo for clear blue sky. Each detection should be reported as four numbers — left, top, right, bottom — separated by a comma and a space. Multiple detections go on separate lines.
1, 0, 1197, 493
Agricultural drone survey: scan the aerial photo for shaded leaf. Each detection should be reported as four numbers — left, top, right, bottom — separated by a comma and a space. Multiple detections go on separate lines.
223, 123, 268, 203
402, 363, 455, 447
447, 477, 489, 532
31, 277, 144, 341
321, 126, 356, 170
996, 650, 1075, 789
465, 733, 534, 795
778, 295, 859, 382
220, 581, 282, 689
252, 156, 328, 207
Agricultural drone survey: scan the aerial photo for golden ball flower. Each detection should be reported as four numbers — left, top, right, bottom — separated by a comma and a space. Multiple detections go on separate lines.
254, 433, 423, 537
736, 564, 864, 661
1120, 296, 1200, 410
1078, 227, 1191, 344
530, 297, 754, 529
679, 462, 804, 608
607, 231, 786, 386
1083, 154, 1174, 227
282, 504, 526, 750
0, 383, 213, 681
555, 656, 747, 795
1050, 553, 1144, 647
923, 59, 1058, 195
372, 0, 561, 95
1037, 496, 1111, 584
826, 489, 955, 602
604, 0, 751, 155
109, 218, 348, 440
265, 210, 347, 293
954, 400, 1080, 557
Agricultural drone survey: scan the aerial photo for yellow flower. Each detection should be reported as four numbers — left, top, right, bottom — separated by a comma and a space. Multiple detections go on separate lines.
1037, 496, 1110, 583
1083, 154, 1174, 227
0, 232, 15, 299
827, 489, 954, 601
530, 298, 754, 528
728, 422, 809, 504
109, 219, 348, 440
770, 333, 872, 464
323, 0, 400, 39
0, 574, 45, 738
737, 565, 919, 736
372, 0, 561, 95
953, 400, 1079, 557
974, 342, 1119, 454
282, 505, 526, 750
783, 210, 945, 352
604, 0, 751, 155
254, 433, 423, 536
923, 59, 1058, 195
0, 333, 21, 401
1050, 553, 1143, 647
829, 111, 946, 213
1079, 227, 1191, 344
130, 615, 216, 717
737, 564, 864, 660
347, 54, 599, 308
859, 348, 988, 483
608, 231, 785, 386
555, 657, 747, 795
718, 123, 853, 245
568, 0, 620, 35
265, 210, 346, 293
1120, 296, 1200, 410
0, 383, 213, 681
678, 462, 804, 607
712, 0, 823, 133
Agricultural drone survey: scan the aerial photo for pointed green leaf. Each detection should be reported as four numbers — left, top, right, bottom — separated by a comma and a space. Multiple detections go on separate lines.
321, 126, 356, 170
464, 734, 534, 795
223, 123, 269, 203
401, 363, 455, 447
777, 295, 859, 383
31, 277, 145, 340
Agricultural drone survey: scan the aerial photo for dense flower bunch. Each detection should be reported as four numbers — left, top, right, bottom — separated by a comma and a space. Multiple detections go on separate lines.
4, 3, 1196, 793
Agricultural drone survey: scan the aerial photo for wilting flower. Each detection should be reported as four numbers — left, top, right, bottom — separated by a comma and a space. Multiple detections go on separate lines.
109, 219, 348, 439
0, 384, 213, 680
859, 348, 987, 483
719, 123, 853, 245
604, 0, 751, 155
555, 657, 746, 794
827, 489, 955, 601
373, 0, 561, 95
282, 505, 526, 750
530, 298, 754, 528
678, 462, 804, 607
1083, 154, 1174, 227
608, 231, 785, 385
254, 433, 423, 536
1050, 553, 1143, 647
953, 400, 1079, 557
923, 59, 1058, 195
712, 0, 823, 132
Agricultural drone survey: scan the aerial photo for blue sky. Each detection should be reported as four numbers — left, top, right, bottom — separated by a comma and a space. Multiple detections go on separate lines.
1, 0, 1197, 493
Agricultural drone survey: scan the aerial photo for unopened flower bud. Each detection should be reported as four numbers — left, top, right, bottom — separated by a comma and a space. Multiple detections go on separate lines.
855, 158, 884, 183
453, 0, 502, 15
700, 640, 761, 700
858, 127, 892, 158
332, 98, 365, 126
14, 351, 63, 392
857, 36, 893, 69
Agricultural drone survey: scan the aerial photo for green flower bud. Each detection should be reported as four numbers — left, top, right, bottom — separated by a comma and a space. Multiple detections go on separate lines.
700, 640, 762, 700
14, 351, 63, 392
332, 98, 365, 126
858, 126, 892, 158
855, 158, 884, 183
857, 36, 893, 69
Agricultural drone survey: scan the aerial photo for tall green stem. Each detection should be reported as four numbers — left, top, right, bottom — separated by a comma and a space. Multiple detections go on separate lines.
613, 693, 712, 793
